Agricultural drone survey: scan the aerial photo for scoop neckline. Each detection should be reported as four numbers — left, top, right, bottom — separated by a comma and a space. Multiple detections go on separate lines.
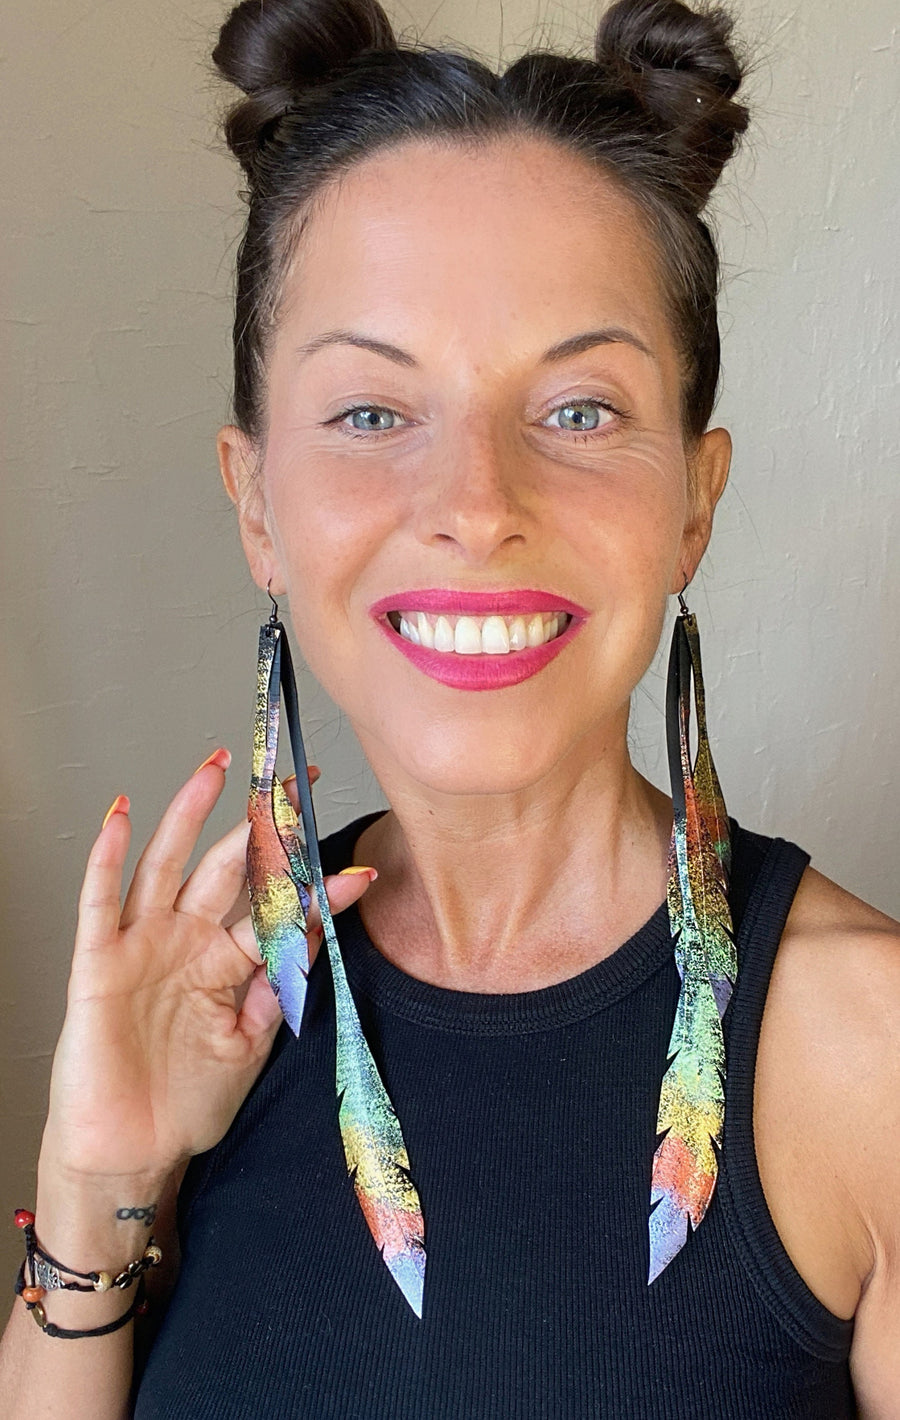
321, 812, 677, 1036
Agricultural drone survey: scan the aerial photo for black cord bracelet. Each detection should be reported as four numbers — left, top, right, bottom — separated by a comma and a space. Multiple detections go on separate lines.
31, 1276, 146, 1339
13, 1207, 161, 1335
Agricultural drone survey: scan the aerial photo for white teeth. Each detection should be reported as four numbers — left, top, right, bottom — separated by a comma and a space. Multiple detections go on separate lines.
508, 616, 528, 651
400, 615, 420, 645
393, 609, 570, 654
526, 614, 545, 648
481, 616, 511, 655
454, 616, 482, 654
434, 615, 455, 652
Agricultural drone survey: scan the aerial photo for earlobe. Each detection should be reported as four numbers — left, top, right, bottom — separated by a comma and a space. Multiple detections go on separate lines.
216, 425, 284, 594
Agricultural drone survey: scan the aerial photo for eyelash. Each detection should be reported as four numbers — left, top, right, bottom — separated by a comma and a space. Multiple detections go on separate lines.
324, 397, 628, 442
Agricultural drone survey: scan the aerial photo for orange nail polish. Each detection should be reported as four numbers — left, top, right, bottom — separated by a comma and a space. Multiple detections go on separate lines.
102, 795, 130, 829
282, 773, 297, 786
339, 866, 378, 880
194, 747, 231, 774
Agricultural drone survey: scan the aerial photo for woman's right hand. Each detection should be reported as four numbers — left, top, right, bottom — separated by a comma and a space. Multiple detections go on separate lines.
41, 751, 373, 1188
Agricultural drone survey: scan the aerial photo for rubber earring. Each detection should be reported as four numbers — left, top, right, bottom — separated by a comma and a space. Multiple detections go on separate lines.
648, 588, 736, 1283
246, 587, 427, 1316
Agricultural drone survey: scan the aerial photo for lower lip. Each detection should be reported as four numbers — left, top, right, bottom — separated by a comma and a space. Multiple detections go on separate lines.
376, 617, 583, 691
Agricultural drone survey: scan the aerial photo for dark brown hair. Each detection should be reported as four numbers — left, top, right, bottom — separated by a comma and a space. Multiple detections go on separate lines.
213, 0, 749, 445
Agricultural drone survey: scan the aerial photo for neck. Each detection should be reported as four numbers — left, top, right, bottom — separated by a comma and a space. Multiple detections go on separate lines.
352, 720, 673, 992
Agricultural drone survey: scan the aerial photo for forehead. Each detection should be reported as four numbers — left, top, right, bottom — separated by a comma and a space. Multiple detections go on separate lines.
277, 135, 673, 364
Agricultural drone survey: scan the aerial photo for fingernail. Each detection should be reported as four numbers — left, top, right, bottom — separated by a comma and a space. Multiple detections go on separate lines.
194, 747, 231, 774
102, 795, 130, 829
282, 773, 297, 787
339, 866, 378, 880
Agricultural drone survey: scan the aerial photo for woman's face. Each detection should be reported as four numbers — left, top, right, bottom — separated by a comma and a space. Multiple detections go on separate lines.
221, 136, 729, 798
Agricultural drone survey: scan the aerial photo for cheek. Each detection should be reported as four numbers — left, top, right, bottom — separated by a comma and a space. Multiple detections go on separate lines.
260, 442, 404, 674
555, 442, 688, 591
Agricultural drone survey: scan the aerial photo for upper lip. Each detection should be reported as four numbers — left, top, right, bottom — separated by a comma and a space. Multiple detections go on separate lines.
369, 588, 589, 619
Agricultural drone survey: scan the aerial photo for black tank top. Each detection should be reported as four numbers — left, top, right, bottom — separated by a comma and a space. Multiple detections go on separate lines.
134, 816, 856, 1418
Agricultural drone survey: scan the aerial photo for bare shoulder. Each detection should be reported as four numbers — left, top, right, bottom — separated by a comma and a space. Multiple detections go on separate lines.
752, 863, 900, 1333
785, 864, 899, 942
766, 864, 900, 1174
769, 869, 900, 1414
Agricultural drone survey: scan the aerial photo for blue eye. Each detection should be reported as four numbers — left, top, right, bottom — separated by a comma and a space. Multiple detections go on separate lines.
544, 400, 613, 432
344, 406, 399, 432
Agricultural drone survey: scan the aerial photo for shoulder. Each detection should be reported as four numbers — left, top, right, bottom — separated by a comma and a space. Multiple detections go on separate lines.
770, 871, 900, 1415
774, 867, 900, 1077
754, 864, 900, 1302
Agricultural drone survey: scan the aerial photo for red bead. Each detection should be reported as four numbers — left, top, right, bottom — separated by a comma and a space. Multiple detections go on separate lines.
22, 1285, 45, 1304
14, 1209, 35, 1229
136, 1300, 150, 1316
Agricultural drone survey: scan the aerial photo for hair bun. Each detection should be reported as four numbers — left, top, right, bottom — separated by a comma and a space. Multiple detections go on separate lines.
595, 0, 749, 209
214, 0, 396, 176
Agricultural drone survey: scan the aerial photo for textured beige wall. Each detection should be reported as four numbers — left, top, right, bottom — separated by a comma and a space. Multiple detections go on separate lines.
1, 0, 896, 1282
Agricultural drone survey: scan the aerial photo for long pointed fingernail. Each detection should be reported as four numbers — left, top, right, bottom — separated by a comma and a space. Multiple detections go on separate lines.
339, 866, 378, 880
194, 747, 231, 774
102, 795, 130, 829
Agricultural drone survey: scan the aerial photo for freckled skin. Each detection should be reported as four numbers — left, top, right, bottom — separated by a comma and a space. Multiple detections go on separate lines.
221, 136, 728, 804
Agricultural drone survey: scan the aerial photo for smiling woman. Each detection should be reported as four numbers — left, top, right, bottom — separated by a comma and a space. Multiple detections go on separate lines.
1, 0, 898, 1417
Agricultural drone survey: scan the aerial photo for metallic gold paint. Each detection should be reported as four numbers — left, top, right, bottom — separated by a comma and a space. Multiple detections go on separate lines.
247, 620, 426, 1316
649, 611, 735, 1284
329, 943, 427, 1317
247, 628, 312, 1035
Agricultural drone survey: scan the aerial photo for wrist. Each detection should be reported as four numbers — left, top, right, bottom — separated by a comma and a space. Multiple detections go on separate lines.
33, 1155, 172, 1276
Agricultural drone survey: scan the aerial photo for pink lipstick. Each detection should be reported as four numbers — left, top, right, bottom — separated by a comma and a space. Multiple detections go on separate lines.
369, 588, 587, 692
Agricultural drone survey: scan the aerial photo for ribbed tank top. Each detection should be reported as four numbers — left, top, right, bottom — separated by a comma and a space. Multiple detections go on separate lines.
133, 816, 856, 1418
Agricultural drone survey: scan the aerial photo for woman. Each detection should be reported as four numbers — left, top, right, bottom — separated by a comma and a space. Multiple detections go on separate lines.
1, 0, 897, 1414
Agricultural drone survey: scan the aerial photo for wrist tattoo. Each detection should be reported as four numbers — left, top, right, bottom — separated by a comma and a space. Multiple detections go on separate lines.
115, 1204, 157, 1227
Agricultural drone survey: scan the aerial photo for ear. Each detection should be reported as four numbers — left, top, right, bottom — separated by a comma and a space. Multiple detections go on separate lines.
672, 426, 732, 592
217, 425, 286, 595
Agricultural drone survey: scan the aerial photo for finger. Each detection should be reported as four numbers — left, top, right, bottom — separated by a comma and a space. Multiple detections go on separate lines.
120, 749, 231, 926
238, 965, 283, 1042
174, 817, 251, 923
74, 797, 132, 953
228, 868, 374, 970
281, 765, 320, 816
226, 912, 263, 967
304, 867, 377, 933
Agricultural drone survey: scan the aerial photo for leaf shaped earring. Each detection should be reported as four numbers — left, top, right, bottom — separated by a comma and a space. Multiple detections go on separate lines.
247, 590, 427, 1317
648, 590, 736, 1283
247, 614, 313, 1034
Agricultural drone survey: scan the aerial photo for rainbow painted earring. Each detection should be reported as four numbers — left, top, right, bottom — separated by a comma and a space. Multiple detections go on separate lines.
649, 590, 735, 1283
246, 588, 426, 1316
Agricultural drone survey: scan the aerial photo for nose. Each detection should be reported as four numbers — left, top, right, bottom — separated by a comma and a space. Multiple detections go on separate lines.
414, 417, 532, 565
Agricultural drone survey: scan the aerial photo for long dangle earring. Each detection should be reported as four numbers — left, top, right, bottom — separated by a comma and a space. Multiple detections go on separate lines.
648, 588, 736, 1283
246, 587, 427, 1317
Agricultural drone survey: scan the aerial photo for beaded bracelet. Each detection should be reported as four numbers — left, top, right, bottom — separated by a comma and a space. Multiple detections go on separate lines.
13, 1208, 161, 1338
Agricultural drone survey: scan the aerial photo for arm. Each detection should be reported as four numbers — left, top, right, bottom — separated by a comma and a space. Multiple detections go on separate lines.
0, 761, 370, 1420
0, 1168, 180, 1420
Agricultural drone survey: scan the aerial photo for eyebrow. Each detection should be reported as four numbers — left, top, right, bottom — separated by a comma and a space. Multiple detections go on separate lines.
293, 325, 655, 368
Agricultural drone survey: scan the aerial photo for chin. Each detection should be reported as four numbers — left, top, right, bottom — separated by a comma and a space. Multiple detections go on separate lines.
361, 713, 576, 799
